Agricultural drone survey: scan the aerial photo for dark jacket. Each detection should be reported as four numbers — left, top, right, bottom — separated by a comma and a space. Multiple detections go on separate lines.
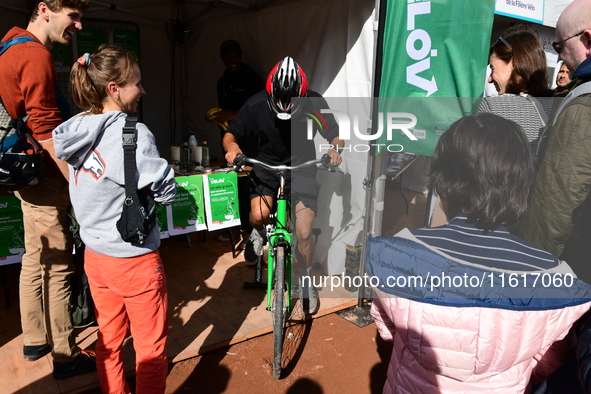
517, 56, 591, 283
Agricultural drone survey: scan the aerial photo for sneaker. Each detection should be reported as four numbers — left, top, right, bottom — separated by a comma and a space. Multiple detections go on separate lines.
300, 283, 319, 315
53, 349, 97, 380
24, 343, 52, 361
244, 229, 265, 265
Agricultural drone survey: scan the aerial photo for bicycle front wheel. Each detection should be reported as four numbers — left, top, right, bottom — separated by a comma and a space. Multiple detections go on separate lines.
271, 244, 287, 379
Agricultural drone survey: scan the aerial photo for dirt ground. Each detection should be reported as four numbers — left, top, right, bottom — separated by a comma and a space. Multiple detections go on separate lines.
85, 305, 392, 394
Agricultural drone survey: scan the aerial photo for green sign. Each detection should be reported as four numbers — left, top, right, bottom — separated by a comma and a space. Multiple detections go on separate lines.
378, 0, 494, 156
0, 195, 24, 265
112, 29, 141, 60
51, 43, 70, 68
203, 172, 241, 231
76, 27, 106, 57
167, 175, 207, 235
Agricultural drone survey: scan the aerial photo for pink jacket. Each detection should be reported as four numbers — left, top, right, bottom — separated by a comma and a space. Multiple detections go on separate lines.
367, 231, 591, 393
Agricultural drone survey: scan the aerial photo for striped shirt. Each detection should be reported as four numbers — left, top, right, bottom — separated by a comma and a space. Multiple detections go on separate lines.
411, 215, 559, 271
476, 94, 554, 153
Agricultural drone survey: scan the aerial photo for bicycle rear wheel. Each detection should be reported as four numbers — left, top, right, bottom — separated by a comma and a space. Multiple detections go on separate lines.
271, 244, 287, 379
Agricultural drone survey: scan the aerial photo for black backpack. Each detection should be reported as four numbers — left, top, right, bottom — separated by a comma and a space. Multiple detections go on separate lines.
0, 36, 45, 190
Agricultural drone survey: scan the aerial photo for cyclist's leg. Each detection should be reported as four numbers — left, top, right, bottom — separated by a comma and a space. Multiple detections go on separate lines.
294, 201, 319, 314
249, 195, 274, 230
244, 168, 278, 265
294, 202, 314, 271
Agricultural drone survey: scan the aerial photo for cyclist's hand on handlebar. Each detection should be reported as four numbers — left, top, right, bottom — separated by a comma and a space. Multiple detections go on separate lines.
327, 148, 342, 167
225, 148, 243, 168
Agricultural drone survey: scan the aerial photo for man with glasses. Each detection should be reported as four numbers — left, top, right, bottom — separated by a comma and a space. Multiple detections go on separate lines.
518, 0, 591, 283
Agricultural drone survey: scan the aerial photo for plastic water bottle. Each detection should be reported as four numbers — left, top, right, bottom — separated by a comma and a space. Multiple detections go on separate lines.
202, 141, 210, 167
188, 133, 198, 148
180, 142, 191, 171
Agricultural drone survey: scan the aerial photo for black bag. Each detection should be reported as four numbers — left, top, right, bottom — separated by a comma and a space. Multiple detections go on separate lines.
0, 37, 45, 190
116, 117, 156, 245
67, 207, 96, 328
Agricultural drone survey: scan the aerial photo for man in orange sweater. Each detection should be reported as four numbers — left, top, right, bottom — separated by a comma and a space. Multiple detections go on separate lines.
0, 0, 96, 379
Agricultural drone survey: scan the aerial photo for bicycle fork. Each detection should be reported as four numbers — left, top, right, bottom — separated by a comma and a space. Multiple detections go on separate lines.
266, 191, 292, 313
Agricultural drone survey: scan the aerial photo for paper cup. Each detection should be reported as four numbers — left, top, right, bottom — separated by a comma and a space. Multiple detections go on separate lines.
171, 146, 181, 162
192, 146, 203, 163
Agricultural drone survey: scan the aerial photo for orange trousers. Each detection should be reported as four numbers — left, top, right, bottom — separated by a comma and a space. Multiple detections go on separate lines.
85, 248, 168, 394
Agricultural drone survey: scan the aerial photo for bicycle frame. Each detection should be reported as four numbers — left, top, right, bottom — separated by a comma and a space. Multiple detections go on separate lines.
232, 154, 336, 314
266, 170, 292, 312
232, 153, 339, 379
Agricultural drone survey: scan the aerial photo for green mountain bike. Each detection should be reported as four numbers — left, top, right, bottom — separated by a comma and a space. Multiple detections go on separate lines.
233, 153, 337, 379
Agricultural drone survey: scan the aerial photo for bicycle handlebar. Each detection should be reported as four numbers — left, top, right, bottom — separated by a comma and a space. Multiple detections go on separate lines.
233, 153, 341, 173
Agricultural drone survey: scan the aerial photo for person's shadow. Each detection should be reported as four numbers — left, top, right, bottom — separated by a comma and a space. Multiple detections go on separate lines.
370, 329, 393, 393
163, 232, 267, 391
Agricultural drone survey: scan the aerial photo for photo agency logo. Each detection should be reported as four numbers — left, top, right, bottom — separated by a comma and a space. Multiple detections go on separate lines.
305, 107, 419, 154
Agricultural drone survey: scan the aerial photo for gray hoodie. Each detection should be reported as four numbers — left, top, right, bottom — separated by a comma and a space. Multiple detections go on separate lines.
53, 111, 176, 257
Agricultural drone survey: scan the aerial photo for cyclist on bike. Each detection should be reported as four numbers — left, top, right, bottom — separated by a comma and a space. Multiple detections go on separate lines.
223, 56, 343, 314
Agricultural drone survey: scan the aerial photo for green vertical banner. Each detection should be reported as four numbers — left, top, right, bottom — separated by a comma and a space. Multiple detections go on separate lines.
0, 194, 24, 265
202, 172, 241, 231
167, 175, 207, 235
378, 0, 495, 156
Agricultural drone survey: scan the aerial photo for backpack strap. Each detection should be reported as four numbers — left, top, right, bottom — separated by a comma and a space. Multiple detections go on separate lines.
520, 93, 548, 127
551, 81, 591, 125
0, 36, 36, 56
122, 117, 139, 199
0, 36, 38, 151
536, 81, 591, 157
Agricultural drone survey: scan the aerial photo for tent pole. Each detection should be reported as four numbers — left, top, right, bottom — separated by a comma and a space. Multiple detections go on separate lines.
356, 0, 387, 309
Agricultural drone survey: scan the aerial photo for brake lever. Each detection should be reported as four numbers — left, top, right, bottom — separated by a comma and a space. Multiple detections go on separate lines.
320, 153, 337, 173
231, 153, 248, 172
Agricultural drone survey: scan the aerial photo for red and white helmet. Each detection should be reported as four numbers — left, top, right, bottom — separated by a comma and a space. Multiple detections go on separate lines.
266, 56, 308, 120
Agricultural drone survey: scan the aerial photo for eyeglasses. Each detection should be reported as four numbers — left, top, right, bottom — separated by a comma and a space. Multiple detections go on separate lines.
494, 36, 512, 50
552, 31, 584, 53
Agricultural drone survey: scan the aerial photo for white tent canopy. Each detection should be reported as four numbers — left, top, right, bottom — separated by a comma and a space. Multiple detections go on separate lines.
0, 0, 574, 277
0, 0, 377, 276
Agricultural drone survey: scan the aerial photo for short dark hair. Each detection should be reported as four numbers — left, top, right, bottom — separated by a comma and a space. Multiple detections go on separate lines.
28, 0, 89, 21
430, 113, 535, 231
220, 39, 242, 57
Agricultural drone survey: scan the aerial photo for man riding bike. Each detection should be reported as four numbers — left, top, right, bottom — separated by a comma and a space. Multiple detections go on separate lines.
223, 56, 343, 314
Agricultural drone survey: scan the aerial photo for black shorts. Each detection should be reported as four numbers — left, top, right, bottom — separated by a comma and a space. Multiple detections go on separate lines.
248, 166, 320, 212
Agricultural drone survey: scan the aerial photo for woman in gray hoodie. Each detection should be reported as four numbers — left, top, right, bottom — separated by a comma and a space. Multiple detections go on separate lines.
53, 45, 176, 394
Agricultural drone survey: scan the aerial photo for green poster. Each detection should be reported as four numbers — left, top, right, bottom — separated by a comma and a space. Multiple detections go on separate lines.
167, 175, 207, 235
155, 204, 169, 239
75, 27, 106, 57
202, 172, 241, 231
111, 29, 141, 60
378, 0, 495, 156
0, 194, 24, 265
51, 43, 70, 68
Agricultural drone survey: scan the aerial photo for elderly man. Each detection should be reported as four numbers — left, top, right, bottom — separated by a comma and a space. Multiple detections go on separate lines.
518, 0, 591, 283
